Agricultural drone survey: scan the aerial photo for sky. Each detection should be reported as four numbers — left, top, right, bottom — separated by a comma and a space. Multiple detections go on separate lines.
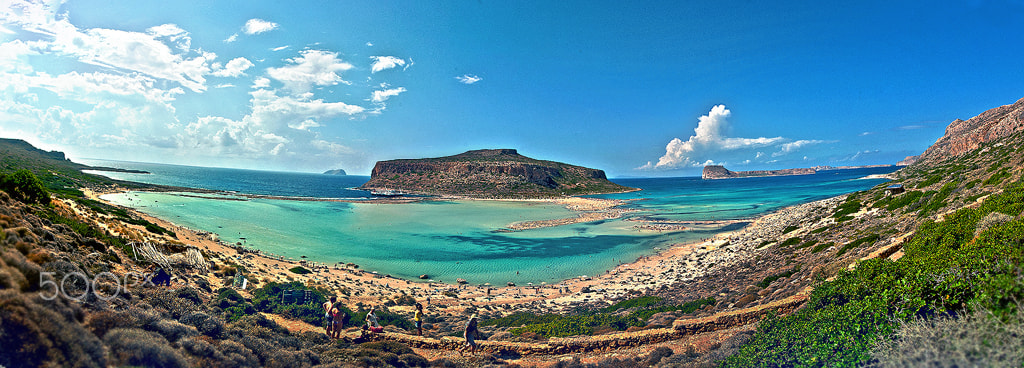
2, 1, 1024, 177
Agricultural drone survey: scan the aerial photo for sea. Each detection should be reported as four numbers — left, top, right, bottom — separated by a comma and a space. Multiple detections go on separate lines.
81, 159, 898, 285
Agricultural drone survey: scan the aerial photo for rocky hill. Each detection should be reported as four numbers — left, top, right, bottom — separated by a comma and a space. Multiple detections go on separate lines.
322, 168, 347, 175
702, 165, 816, 180
916, 96, 1024, 163
360, 149, 635, 198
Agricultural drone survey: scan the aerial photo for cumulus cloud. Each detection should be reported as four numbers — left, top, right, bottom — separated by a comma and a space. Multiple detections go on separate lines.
243, 18, 279, 35
640, 105, 827, 170
370, 56, 406, 73
211, 57, 254, 77
456, 74, 482, 84
371, 86, 407, 103
266, 50, 353, 94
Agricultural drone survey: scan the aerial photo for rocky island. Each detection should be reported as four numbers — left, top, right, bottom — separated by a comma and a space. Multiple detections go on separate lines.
322, 168, 347, 175
702, 165, 816, 180
360, 149, 636, 198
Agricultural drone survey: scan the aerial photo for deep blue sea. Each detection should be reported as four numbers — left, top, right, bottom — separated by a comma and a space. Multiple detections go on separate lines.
83, 159, 898, 285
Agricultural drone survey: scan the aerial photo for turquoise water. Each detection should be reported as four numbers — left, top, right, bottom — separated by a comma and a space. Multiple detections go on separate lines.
90, 160, 898, 285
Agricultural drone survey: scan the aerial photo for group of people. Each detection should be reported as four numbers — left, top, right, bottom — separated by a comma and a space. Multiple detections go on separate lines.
321, 298, 481, 355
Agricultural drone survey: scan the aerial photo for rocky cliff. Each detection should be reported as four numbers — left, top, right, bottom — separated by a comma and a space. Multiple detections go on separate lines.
360, 149, 635, 198
702, 165, 816, 180
916, 96, 1024, 164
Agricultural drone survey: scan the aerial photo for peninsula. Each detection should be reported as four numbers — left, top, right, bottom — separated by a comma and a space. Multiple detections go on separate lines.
702, 165, 816, 180
360, 149, 635, 198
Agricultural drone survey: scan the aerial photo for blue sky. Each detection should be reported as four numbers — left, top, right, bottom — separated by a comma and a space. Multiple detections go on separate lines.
2, 1, 1023, 177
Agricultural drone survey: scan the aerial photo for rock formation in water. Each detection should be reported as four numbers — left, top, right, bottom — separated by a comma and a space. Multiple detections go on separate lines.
322, 169, 347, 175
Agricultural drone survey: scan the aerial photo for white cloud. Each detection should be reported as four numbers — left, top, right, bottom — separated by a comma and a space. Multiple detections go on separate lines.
772, 139, 829, 157
214, 83, 234, 88
243, 18, 279, 35
272, 45, 289, 52
371, 87, 407, 103
266, 50, 353, 94
641, 105, 832, 171
211, 57, 254, 77
365, 42, 373, 47
223, 33, 238, 43
1, 3, 216, 93
370, 56, 406, 73
456, 74, 482, 84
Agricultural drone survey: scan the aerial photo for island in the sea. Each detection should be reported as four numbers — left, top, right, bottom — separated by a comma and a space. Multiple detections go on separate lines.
360, 148, 636, 198
322, 168, 347, 175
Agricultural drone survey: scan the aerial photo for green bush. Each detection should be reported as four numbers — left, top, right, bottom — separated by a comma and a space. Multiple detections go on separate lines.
835, 233, 880, 257
833, 196, 862, 219
779, 237, 802, 247
811, 241, 835, 253
288, 266, 311, 274
600, 296, 663, 313
487, 297, 715, 338
782, 225, 800, 234
0, 169, 50, 204
757, 266, 801, 288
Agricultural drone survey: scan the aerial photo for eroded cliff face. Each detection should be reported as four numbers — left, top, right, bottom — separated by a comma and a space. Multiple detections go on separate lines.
360, 149, 632, 198
917, 96, 1024, 163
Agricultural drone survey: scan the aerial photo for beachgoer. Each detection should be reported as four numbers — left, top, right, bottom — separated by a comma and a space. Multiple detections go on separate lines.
365, 307, 380, 330
458, 314, 480, 356
414, 303, 424, 336
331, 303, 347, 339
324, 297, 336, 336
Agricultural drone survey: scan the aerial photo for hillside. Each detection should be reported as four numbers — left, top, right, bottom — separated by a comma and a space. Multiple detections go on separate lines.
0, 138, 153, 196
360, 149, 635, 198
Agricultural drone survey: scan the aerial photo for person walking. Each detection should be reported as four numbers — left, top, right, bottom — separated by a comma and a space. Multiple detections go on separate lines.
458, 314, 480, 356
323, 297, 336, 337
414, 303, 424, 336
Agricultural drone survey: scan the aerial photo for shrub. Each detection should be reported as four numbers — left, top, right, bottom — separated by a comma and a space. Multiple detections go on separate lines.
289, 266, 311, 274
836, 233, 880, 256
757, 266, 800, 288
0, 169, 50, 204
811, 241, 834, 253
180, 311, 225, 337
782, 225, 800, 234
779, 237, 802, 247
104, 328, 188, 368
0, 290, 107, 368
870, 305, 1024, 367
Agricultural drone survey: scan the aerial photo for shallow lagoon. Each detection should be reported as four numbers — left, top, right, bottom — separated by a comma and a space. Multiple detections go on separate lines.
94, 160, 898, 284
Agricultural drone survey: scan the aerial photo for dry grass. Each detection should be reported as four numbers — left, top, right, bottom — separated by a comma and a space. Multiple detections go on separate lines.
869, 304, 1024, 367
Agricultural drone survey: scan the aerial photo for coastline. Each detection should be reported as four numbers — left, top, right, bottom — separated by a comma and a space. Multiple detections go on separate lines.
81, 184, 846, 319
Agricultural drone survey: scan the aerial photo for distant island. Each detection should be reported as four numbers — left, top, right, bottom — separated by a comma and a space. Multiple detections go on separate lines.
702, 164, 898, 180
360, 149, 636, 198
322, 169, 347, 175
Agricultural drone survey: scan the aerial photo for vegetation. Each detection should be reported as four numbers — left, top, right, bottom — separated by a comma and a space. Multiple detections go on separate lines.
0, 169, 51, 204
722, 182, 1024, 367
779, 237, 802, 248
835, 233, 880, 257
482, 296, 715, 338
757, 266, 801, 288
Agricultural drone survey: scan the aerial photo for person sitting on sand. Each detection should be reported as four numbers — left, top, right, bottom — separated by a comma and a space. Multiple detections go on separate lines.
414, 303, 424, 336
323, 297, 336, 336
458, 314, 480, 356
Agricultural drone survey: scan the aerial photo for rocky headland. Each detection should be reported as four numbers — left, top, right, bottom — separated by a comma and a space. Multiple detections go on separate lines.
701, 165, 816, 180
360, 149, 636, 198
